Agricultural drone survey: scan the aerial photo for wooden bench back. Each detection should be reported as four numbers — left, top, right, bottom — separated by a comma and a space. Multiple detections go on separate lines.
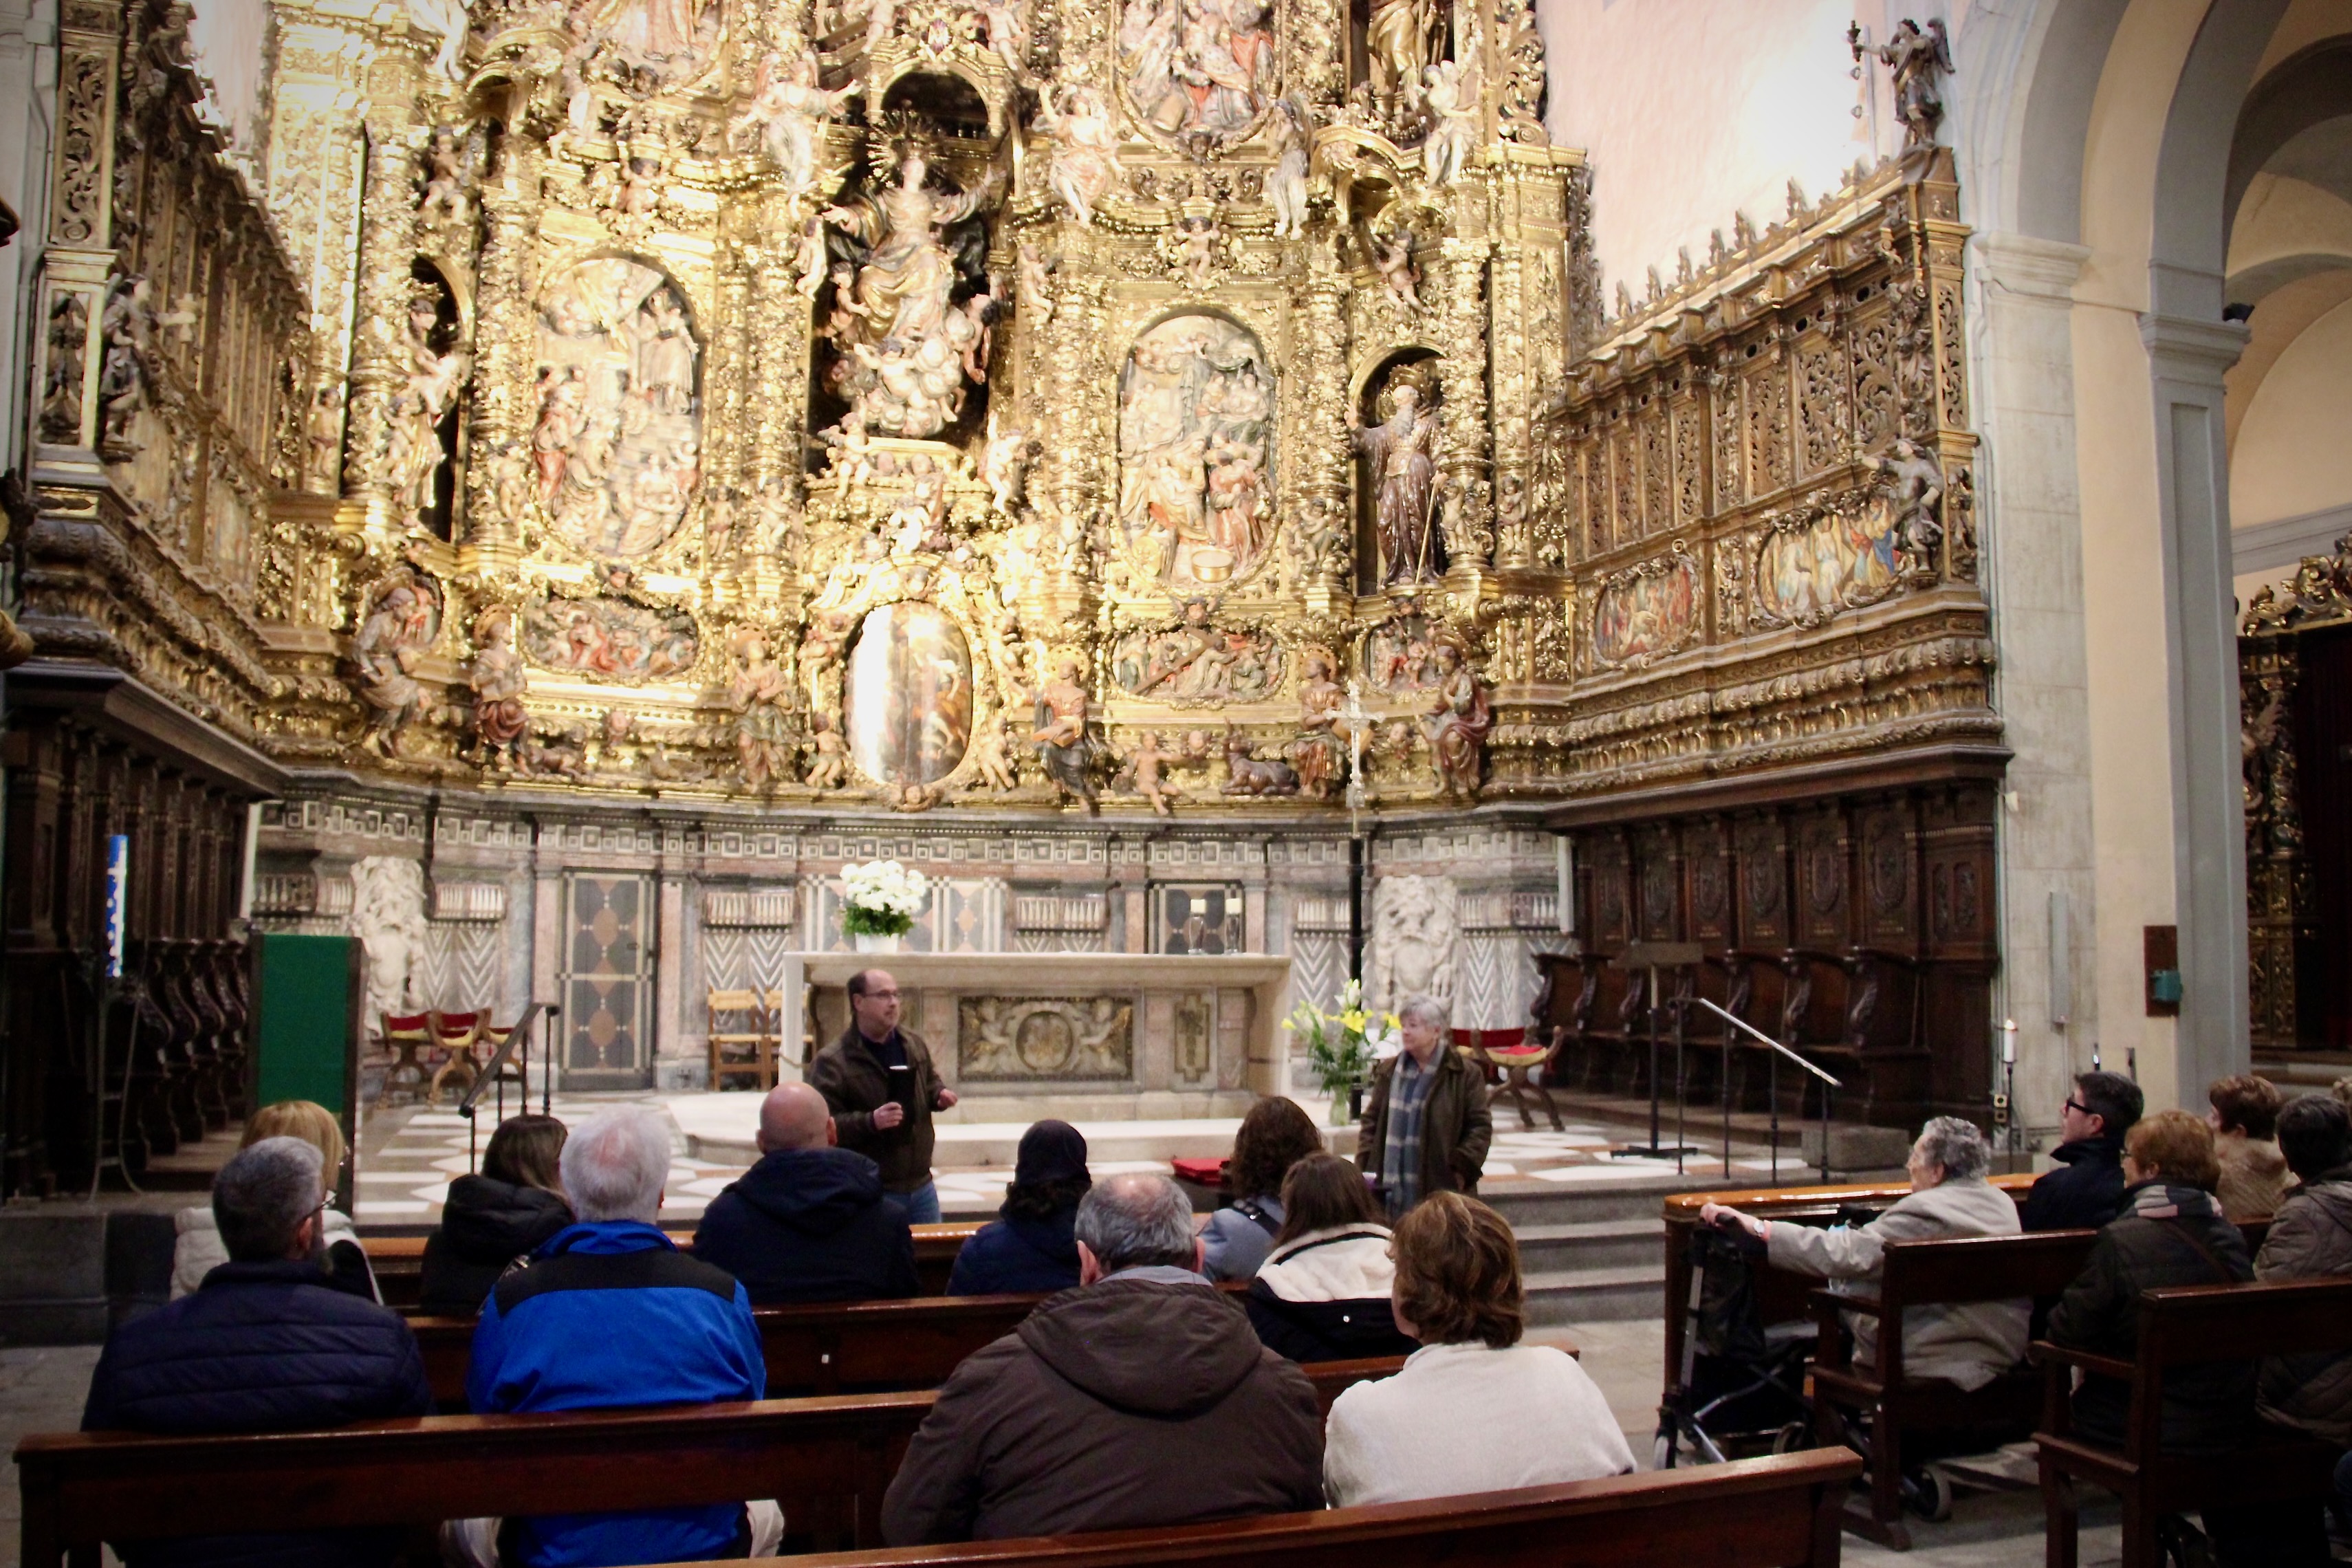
15, 1360, 1405, 1567
775, 1448, 1863, 1568
2139, 1276, 2352, 1364
411, 1291, 1052, 1406
1877, 1230, 2098, 1305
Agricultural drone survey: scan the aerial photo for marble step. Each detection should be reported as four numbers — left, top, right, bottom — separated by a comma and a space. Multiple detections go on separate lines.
1511, 1217, 1666, 1275
1523, 1263, 1666, 1325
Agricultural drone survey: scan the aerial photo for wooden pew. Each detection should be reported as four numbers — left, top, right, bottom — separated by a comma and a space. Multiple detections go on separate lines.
16, 1359, 1406, 1568
413, 1292, 1049, 1406
368, 1221, 984, 1308
708, 1448, 1865, 1568
2034, 1276, 2352, 1568
1806, 1229, 2100, 1547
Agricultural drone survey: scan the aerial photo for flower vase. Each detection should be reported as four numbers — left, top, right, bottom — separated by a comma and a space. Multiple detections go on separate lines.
853, 933, 904, 954
1328, 1089, 1352, 1126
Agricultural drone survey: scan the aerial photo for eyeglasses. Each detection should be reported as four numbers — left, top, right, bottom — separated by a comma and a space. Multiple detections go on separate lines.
2064, 1098, 2091, 1118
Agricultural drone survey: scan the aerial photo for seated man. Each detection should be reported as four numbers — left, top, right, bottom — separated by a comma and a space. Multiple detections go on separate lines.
692, 1082, 920, 1303
457, 1107, 778, 1567
882, 1172, 1324, 1543
2021, 1069, 2142, 1231
83, 1136, 433, 1568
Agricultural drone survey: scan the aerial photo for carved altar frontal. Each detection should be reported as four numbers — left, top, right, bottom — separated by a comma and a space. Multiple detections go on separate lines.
790, 953, 1290, 1116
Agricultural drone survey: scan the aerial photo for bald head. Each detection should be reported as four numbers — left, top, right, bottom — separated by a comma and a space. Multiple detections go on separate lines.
757, 1082, 836, 1155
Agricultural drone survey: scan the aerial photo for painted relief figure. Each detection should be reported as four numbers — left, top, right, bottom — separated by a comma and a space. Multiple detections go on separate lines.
351, 567, 442, 755
1109, 600, 1281, 703
1353, 369, 1442, 587
820, 151, 1001, 439
1756, 494, 1902, 624
843, 602, 974, 787
534, 259, 702, 558
1116, 314, 1274, 589
1363, 613, 1444, 695
1422, 641, 1489, 800
1593, 558, 1697, 666
1118, 0, 1274, 150
521, 591, 701, 682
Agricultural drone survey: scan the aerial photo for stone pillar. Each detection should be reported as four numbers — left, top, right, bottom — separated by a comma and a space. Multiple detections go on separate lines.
2140, 306, 2253, 1093
1968, 230, 2098, 1129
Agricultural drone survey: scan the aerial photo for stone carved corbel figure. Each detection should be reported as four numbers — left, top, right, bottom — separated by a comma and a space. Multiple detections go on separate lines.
349, 856, 430, 1024
468, 607, 530, 767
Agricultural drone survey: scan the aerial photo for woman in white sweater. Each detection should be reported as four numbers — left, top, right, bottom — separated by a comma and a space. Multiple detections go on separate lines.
1322, 1190, 1634, 1507
172, 1099, 378, 1300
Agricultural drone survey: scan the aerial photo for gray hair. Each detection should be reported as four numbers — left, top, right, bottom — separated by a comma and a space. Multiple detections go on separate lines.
1397, 993, 1450, 1030
1913, 1116, 1992, 1183
214, 1136, 326, 1263
560, 1107, 673, 1223
1074, 1172, 1196, 1272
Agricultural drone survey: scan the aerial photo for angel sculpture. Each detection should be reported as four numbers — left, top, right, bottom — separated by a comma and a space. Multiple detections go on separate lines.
406, 0, 468, 79
740, 51, 851, 204
417, 129, 470, 226
1874, 437, 1946, 562
1033, 86, 1120, 228
1016, 242, 1057, 326
1422, 59, 1479, 186
1858, 19, 1953, 150
984, 424, 1037, 516
1371, 226, 1422, 312
1268, 97, 1311, 237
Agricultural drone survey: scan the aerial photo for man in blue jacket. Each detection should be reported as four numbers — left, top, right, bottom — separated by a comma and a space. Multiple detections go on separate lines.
455, 1107, 777, 1567
693, 1082, 920, 1303
2022, 1070, 2143, 1232
83, 1136, 433, 1568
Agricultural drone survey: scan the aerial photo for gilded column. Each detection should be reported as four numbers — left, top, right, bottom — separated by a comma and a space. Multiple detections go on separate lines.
1296, 234, 1351, 609
340, 79, 426, 530
1435, 233, 1494, 571
461, 125, 538, 560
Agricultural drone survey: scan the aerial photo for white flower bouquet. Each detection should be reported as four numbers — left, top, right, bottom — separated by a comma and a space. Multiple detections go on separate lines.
841, 859, 930, 939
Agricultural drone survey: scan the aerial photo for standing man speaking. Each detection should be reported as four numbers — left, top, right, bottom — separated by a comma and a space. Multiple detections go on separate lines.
809, 969, 959, 1223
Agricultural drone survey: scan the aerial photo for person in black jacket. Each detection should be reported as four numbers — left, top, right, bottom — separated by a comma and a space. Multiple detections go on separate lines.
2048, 1110, 2316, 1567
2022, 1069, 2142, 1232
1245, 1153, 1418, 1364
419, 1113, 572, 1316
947, 1120, 1091, 1295
692, 1082, 920, 1303
83, 1137, 433, 1568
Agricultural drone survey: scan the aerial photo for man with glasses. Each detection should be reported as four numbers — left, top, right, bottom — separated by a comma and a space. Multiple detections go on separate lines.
809, 968, 959, 1223
2022, 1069, 2144, 1232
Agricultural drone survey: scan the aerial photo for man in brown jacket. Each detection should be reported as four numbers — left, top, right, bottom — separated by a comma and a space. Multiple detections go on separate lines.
1358, 992, 1492, 1219
807, 968, 957, 1223
880, 1172, 1325, 1544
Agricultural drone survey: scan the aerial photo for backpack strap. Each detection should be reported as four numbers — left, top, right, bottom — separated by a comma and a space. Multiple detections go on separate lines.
1233, 1196, 1281, 1236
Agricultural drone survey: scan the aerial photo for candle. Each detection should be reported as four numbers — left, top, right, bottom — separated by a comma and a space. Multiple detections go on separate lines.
2001, 1019, 2017, 1063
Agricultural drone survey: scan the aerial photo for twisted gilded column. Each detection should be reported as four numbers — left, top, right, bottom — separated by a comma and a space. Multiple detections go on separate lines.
461, 127, 538, 560
340, 101, 426, 534
1435, 233, 1494, 570
1296, 237, 1352, 609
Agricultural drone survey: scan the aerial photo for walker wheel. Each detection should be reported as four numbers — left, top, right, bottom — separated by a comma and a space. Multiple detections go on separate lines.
1770, 1422, 1809, 1455
1905, 1465, 1953, 1523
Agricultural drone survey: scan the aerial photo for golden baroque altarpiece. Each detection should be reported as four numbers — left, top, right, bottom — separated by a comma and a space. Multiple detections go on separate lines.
17, 0, 1990, 824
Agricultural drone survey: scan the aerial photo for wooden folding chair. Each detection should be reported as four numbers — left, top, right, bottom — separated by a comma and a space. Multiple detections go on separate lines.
1461, 1027, 1562, 1131
708, 990, 773, 1090
374, 1012, 433, 1107
426, 1011, 485, 1107
471, 1014, 530, 1107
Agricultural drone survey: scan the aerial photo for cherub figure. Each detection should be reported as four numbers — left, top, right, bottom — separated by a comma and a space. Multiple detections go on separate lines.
1120, 731, 1179, 816
417, 128, 470, 226
1173, 213, 1221, 289
1371, 224, 1421, 311
1016, 242, 1056, 327
804, 711, 848, 788
983, 424, 1036, 516
968, 712, 1020, 792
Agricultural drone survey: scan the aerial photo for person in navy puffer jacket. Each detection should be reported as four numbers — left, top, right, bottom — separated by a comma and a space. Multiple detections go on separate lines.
453, 1107, 778, 1567
693, 1082, 921, 1303
946, 1120, 1091, 1296
82, 1137, 433, 1568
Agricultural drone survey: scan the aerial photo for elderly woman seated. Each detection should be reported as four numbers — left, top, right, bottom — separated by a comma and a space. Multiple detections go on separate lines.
1701, 1117, 2027, 1389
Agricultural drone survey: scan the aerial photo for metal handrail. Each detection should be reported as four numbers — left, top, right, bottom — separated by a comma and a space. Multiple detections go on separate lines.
1691, 997, 1842, 1089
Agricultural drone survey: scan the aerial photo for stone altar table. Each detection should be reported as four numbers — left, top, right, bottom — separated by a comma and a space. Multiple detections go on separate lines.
776, 953, 1292, 1122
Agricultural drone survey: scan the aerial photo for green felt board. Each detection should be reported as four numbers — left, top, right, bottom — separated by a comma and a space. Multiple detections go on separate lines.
252, 933, 357, 1113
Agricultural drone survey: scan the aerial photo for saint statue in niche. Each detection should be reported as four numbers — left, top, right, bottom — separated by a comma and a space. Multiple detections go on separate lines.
1116, 314, 1274, 589
843, 602, 974, 787
1353, 365, 1443, 586
532, 259, 702, 558
1118, 0, 1274, 150
1364, 0, 1441, 113
820, 151, 1002, 440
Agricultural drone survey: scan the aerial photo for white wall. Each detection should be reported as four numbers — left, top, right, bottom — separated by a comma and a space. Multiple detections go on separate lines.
1535, 0, 1972, 294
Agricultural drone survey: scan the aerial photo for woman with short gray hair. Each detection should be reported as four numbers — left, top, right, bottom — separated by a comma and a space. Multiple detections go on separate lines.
1356, 992, 1492, 1220
1701, 1117, 2027, 1390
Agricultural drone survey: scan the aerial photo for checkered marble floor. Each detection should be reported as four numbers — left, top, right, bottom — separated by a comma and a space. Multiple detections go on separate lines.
354, 1093, 1794, 1226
